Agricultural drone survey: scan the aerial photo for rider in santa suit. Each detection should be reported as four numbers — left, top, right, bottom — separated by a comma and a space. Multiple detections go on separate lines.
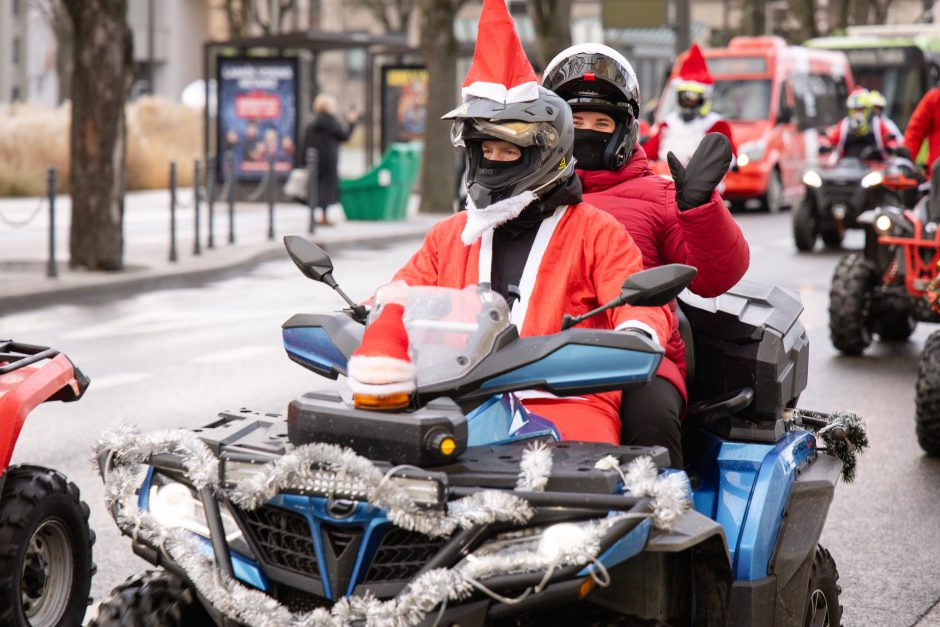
349, 0, 672, 445
643, 43, 737, 167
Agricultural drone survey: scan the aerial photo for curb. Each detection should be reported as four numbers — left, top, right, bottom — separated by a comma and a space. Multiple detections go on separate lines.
0, 226, 431, 314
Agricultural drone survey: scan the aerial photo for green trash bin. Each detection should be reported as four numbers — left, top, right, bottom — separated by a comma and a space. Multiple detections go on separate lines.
340, 143, 423, 221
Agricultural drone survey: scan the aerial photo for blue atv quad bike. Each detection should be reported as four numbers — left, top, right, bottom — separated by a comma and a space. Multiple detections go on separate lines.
88, 237, 865, 627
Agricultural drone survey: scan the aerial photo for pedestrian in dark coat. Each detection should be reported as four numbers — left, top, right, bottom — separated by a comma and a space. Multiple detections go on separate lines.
298, 94, 358, 225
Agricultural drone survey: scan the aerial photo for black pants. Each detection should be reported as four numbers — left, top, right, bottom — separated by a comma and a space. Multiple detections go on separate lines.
620, 377, 684, 468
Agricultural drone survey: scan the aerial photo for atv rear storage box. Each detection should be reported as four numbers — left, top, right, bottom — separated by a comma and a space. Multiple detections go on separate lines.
680, 282, 809, 437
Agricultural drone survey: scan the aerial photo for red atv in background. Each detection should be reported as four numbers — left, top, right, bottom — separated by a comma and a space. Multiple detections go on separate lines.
827, 159, 940, 456
0, 340, 95, 627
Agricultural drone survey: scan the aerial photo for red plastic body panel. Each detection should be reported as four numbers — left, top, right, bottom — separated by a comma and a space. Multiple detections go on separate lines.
879, 211, 940, 296
0, 353, 77, 472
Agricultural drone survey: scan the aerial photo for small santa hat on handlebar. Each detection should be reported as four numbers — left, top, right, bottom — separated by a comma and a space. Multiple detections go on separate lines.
347, 303, 416, 395
461, 0, 539, 105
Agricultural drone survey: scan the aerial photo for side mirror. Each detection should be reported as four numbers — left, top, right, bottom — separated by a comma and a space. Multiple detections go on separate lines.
284, 235, 337, 288
777, 106, 793, 125
562, 264, 698, 330
620, 265, 698, 307
284, 235, 369, 321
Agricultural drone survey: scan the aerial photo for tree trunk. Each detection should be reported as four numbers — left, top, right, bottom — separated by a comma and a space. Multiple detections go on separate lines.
418, 0, 462, 214
792, 0, 818, 41
64, 0, 133, 271
525, 0, 572, 69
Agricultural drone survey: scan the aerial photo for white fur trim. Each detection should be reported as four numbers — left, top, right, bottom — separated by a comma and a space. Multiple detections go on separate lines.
461, 191, 538, 245
511, 206, 567, 328
346, 378, 416, 396
347, 355, 415, 385
615, 320, 661, 348
478, 229, 494, 284
462, 80, 540, 104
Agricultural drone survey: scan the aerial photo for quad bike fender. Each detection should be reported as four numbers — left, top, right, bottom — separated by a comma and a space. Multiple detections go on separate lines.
646, 508, 729, 555
0, 353, 80, 470
728, 452, 840, 627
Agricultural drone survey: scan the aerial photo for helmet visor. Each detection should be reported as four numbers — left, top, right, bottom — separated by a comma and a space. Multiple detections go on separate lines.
452, 119, 559, 150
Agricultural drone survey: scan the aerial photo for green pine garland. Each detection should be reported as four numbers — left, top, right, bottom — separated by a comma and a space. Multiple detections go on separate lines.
804, 410, 869, 483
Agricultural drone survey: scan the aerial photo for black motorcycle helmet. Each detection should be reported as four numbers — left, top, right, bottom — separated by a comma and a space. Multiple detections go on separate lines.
541, 43, 640, 171
444, 87, 576, 209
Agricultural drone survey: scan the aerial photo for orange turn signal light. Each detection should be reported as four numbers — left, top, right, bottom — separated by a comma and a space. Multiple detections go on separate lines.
578, 577, 596, 599
439, 437, 457, 456
353, 391, 411, 410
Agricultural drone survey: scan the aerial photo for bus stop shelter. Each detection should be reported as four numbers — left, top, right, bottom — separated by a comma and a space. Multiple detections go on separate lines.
203, 30, 419, 170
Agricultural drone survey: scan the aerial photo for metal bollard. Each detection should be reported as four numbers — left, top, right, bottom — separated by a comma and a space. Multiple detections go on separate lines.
266, 154, 276, 241
206, 155, 216, 249
226, 151, 236, 244
46, 167, 57, 278
193, 160, 202, 256
306, 147, 318, 234
169, 162, 178, 262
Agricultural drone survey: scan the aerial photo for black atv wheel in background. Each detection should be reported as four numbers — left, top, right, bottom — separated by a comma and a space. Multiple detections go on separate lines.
803, 545, 842, 627
915, 331, 940, 457
820, 223, 845, 248
794, 197, 818, 251
874, 310, 917, 342
763, 169, 784, 213
829, 254, 876, 355
0, 465, 95, 627
88, 570, 212, 627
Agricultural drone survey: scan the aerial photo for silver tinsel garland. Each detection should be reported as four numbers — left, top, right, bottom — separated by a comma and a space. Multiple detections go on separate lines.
94, 425, 688, 627
594, 455, 690, 530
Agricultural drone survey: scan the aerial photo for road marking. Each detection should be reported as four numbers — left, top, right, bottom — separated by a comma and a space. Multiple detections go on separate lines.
193, 345, 279, 364
64, 309, 290, 340
90, 372, 153, 390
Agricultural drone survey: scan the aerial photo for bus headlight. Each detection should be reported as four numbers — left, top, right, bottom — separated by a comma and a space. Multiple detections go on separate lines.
802, 170, 823, 188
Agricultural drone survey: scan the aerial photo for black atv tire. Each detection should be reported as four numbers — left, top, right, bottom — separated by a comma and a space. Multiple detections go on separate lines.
88, 570, 212, 627
821, 223, 845, 248
874, 310, 917, 342
0, 465, 95, 627
763, 169, 784, 213
915, 331, 940, 456
803, 545, 842, 627
829, 254, 875, 355
793, 198, 818, 251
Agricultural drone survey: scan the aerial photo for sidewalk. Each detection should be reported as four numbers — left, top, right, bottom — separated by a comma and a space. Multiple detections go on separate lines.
0, 187, 439, 314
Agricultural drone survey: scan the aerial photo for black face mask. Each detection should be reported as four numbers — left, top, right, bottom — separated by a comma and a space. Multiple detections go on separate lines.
574, 129, 613, 171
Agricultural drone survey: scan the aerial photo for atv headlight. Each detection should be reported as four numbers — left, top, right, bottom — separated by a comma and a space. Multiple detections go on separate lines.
388, 476, 445, 508
803, 170, 823, 188
875, 214, 893, 233
148, 475, 244, 544
862, 171, 884, 189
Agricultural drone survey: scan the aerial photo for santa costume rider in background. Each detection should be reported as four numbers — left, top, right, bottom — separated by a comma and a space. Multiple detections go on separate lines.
348, 0, 672, 446
541, 43, 748, 467
823, 87, 898, 163
642, 43, 736, 167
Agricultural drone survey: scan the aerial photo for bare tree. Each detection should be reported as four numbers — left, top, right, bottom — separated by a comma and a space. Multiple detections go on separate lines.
351, 0, 417, 34
524, 0, 572, 69
224, 0, 299, 37
418, 0, 468, 213
63, 0, 134, 271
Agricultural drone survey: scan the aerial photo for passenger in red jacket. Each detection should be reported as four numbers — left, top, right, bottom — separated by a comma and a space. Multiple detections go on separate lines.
905, 86, 940, 172
543, 43, 750, 467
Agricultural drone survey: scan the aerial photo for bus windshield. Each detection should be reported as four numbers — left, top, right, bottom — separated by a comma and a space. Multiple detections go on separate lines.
852, 64, 925, 129
661, 79, 772, 122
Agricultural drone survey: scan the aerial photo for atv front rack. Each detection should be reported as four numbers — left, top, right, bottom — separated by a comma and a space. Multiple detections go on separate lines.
878, 211, 940, 298
0, 340, 61, 375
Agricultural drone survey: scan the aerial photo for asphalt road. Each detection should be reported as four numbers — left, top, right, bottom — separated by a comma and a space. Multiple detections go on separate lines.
2, 211, 939, 626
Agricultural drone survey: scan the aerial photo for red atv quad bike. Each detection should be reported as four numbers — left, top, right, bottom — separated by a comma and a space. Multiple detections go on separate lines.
828, 160, 940, 455
0, 340, 95, 627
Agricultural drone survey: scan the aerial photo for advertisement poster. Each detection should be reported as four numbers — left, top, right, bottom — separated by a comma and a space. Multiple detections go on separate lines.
381, 66, 428, 151
217, 57, 298, 181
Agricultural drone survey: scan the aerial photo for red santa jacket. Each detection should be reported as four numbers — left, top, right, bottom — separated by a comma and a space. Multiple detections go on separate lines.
579, 144, 750, 401
393, 202, 673, 445
905, 87, 940, 171
824, 116, 897, 162
643, 111, 736, 165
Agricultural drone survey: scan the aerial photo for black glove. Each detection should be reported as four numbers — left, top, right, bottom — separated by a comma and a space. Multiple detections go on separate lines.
667, 133, 733, 211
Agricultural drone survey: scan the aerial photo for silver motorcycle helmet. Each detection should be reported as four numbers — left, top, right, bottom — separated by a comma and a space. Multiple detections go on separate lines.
444, 86, 576, 209
541, 43, 640, 170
